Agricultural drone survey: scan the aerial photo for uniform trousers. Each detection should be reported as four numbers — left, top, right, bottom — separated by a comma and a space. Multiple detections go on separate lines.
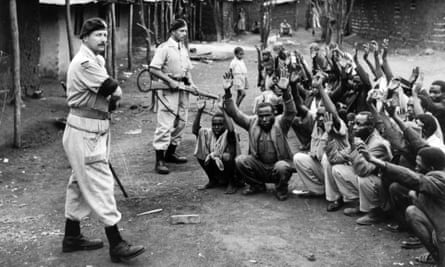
153, 90, 189, 150
63, 114, 121, 226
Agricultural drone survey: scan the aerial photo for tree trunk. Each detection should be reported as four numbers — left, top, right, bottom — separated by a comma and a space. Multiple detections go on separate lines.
209, 0, 222, 41
111, 3, 117, 78
127, 3, 133, 70
65, 0, 75, 60
9, 0, 21, 148
153, 1, 158, 44
160, 1, 165, 40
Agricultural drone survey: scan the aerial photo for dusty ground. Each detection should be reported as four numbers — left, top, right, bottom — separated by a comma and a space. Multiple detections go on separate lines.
1, 29, 444, 267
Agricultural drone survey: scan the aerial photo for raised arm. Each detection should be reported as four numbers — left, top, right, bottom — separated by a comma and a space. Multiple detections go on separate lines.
371, 41, 384, 80
381, 39, 393, 81
354, 43, 372, 89
411, 72, 426, 115
222, 71, 251, 130
362, 43, 377, 79
277, 69, 297, 133
192, 99, 206, 136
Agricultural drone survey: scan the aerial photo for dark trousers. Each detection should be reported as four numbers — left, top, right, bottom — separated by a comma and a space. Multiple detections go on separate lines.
389, 182, 412, 228
235, 155, 293, 194
292, 116, 314, 149
198, 158, 235, 186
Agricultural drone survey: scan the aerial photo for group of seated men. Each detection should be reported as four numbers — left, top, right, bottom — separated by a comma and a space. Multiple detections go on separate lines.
191, 39, 445, 266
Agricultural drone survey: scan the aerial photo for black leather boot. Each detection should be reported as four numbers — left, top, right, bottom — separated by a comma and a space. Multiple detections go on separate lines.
62, 219, 104, 252
165, 144, 187, 164
105, 225, 145, 263
155, 150, 169, 174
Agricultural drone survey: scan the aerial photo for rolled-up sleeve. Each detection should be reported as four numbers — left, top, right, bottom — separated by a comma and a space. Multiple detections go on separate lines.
150, 46, 167, 70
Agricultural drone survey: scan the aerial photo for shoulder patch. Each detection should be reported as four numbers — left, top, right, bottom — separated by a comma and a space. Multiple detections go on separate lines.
80, 60, 91, 69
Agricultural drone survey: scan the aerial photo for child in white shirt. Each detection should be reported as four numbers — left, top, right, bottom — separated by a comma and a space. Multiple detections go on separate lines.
229, 47, 249, 106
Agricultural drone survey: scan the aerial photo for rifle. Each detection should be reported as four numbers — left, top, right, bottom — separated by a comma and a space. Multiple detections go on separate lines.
150, 80, 218, 100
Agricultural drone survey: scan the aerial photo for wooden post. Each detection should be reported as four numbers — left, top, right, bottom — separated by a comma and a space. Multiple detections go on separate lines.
153, 1, 159, 44
127, 3, 133, 70
65, 0, 75, 60
9, 0, 21, 148
198, 1, 202, 40
160, 0, 165, 40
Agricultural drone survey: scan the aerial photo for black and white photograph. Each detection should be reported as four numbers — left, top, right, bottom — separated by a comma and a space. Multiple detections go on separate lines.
1, 0, 445, 266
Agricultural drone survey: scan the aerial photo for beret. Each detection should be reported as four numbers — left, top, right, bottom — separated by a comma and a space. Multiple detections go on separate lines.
169, 19, 187, 32
79, 17, 107, 39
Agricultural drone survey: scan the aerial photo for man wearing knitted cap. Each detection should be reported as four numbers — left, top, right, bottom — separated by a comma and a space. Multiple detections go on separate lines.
150, 18, 198, 174
62, 17, 145, 262
359, 146, 445, 266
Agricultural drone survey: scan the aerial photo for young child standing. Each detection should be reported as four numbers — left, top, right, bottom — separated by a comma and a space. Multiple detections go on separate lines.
229, 47, 249, 106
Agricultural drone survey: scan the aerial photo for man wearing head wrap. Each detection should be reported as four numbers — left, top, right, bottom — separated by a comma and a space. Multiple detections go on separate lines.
359, 146, 445, 266
62, 17, 145, 262
150, 19, 198, 174
192, 99, 241, 194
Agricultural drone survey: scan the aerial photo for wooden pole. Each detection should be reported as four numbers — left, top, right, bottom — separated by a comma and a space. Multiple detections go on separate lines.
154, 1, 159, 44
160, 0, 165, 41
111, 3, 117, 78
9, 0, 21, 148
65, 0, 75, 60
127, 3, 133, 70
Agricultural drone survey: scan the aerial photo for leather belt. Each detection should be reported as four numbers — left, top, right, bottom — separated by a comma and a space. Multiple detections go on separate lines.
70, 107, 110, 120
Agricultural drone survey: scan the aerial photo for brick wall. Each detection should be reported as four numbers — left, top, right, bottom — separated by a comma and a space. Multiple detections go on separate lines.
351, 0, 445, 49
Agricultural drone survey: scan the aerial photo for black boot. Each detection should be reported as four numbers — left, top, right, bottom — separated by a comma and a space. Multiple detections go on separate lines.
165, 144, 187, 164
105, 225, 145, 263
62, 219, 104, 252
155, 150, 169, 174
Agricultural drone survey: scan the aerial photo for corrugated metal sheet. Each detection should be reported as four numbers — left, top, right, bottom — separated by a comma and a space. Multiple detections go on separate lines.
39, 0, 170, 4
39, 0, 97, 5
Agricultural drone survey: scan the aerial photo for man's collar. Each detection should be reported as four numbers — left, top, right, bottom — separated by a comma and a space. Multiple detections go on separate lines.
167, 37, 182, 48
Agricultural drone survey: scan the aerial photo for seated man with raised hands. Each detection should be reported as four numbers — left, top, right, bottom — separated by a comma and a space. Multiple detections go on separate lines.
360, 146, 445, 266
193, 99, 241, 194
223, 70, 297, 201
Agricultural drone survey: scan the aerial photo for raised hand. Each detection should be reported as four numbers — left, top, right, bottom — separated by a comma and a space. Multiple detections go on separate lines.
222, 71, 233, 91
197, 97, 206, 111
353, 42, 359, 58
312, 71, 327, 89
408, 66, 420, 84
381, 38, 389, 59
363, 43, 370, 57
277, 68, 290, 90
370, 40, 378, 53
412, 71, 424, 95
323, 112, 334, 133
357, 145, 372, 162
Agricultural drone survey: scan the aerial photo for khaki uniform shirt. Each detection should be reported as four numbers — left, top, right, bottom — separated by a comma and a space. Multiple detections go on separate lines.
66, 44, 110, 113
150, 37, 192, 78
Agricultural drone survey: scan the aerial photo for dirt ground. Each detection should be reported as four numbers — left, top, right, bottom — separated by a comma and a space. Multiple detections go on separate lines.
1, 29, 445, 267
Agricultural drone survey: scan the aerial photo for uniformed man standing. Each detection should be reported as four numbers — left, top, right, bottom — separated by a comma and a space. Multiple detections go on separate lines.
62, 18, 145, 262
150, 19, 198, 174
